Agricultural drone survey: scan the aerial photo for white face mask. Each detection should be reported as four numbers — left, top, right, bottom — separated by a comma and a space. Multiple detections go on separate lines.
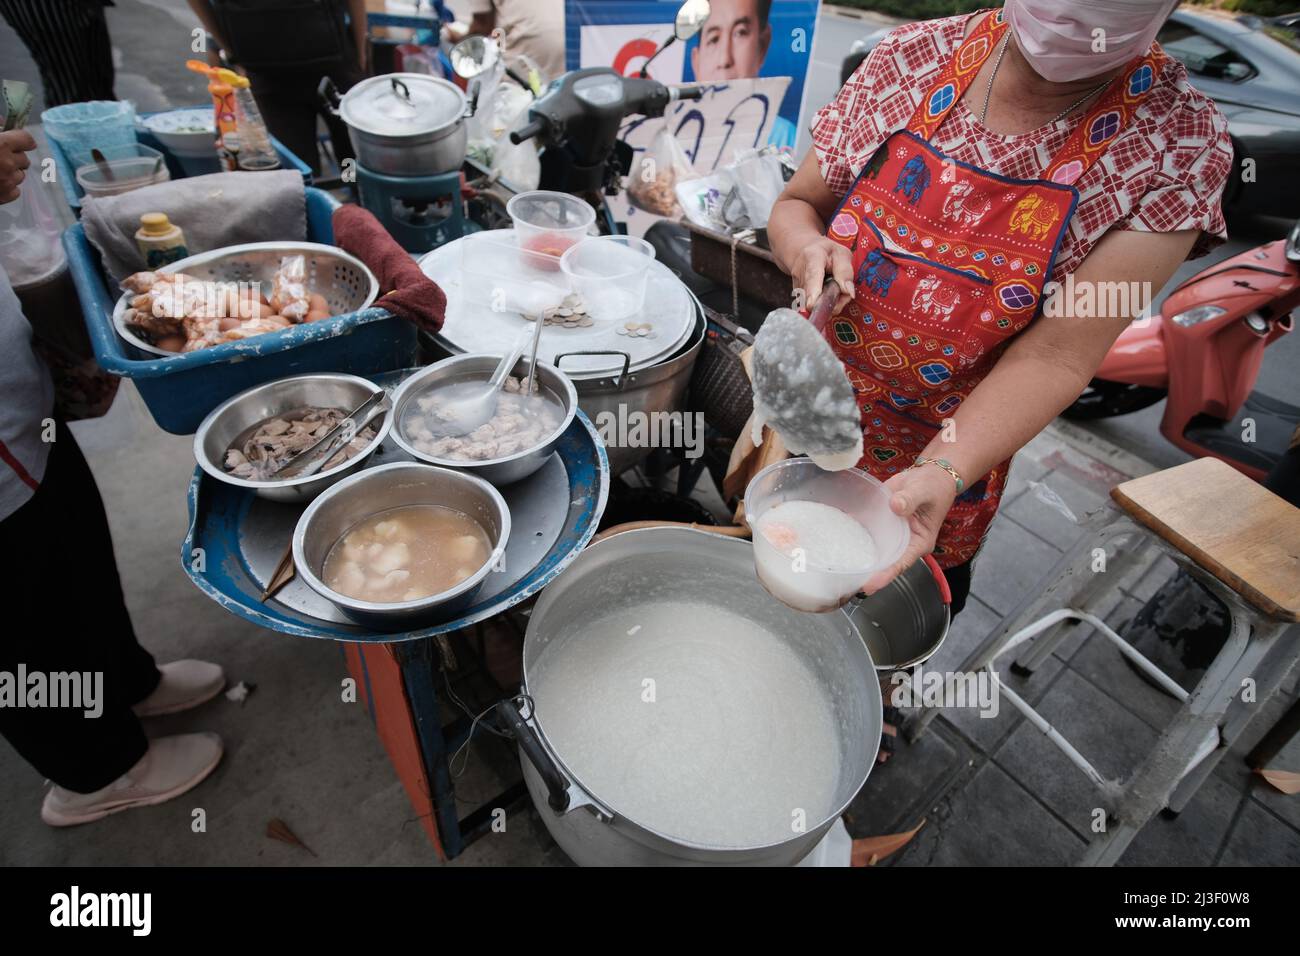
1007, 0, 1179, 83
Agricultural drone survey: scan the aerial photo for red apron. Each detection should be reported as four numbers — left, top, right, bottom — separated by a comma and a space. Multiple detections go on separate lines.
824, 8, 1168, 568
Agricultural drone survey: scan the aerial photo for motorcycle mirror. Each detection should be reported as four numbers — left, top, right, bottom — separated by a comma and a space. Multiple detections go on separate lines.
674, 0, 711, 41
451, 35, 499, 79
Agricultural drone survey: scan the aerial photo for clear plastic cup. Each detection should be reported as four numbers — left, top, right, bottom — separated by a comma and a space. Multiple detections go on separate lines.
506, 190, 596, 270
559, 235, 655, 323
745, 458, 910, 613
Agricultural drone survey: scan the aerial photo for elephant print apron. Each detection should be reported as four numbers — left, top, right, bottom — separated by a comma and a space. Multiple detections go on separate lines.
823, 8, 1168, 568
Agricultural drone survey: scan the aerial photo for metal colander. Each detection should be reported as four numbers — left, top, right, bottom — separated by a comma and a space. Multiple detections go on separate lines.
113, 241, 379, 357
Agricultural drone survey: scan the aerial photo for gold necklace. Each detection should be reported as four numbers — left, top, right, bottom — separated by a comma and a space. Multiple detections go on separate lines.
979, 34, 1109, 128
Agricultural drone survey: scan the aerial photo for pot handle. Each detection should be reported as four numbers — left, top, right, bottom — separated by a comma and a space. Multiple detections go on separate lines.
922, 553, 952, 605
496, 698, 572, 813
318, 76, 342, 117
554, 350, 632, 390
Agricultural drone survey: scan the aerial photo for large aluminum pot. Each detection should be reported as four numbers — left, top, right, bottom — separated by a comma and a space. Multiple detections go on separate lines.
502, 527, 882, 866
321, 73, 468, 176
552, 307, 705, 475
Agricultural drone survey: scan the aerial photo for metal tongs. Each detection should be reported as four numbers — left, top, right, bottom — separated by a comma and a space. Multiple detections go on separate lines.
271, 389, 390, 479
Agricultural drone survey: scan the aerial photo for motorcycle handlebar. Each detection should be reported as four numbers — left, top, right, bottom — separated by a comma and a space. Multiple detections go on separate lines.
672, 85, 704, 101
510, 117, 548, 145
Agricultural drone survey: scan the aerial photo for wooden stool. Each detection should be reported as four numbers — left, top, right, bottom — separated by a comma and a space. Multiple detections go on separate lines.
909, 458, 1300, 865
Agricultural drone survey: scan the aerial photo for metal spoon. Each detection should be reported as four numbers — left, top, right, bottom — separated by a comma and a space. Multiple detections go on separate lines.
750, 280, 863, 469
434, 324, 535, 437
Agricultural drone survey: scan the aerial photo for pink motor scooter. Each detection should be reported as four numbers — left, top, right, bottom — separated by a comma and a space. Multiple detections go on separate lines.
1064, 221, 1300, 481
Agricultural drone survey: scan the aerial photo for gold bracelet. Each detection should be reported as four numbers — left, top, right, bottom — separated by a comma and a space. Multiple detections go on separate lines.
910, 456, 965, 494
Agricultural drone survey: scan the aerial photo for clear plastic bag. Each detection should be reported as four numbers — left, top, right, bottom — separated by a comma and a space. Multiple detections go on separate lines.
0, 180, 65, 287
627, 125, 696, 218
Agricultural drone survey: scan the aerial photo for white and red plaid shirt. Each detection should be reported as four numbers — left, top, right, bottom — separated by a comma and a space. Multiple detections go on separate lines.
810, 14, 1233, 281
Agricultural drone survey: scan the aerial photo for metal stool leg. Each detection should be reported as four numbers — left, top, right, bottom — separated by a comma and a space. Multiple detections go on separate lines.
909, 516, 1145, 740
1080, 605, 1256, 866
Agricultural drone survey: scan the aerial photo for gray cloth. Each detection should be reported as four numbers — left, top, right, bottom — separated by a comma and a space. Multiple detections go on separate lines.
80, 170, 307, 283
0, 263, 55, 521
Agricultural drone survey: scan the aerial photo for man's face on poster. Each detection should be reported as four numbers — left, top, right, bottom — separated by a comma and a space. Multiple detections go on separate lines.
691, 0, 772, 81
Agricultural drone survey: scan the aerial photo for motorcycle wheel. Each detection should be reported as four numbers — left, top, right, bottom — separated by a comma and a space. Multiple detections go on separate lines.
1062, 379, 1167, 420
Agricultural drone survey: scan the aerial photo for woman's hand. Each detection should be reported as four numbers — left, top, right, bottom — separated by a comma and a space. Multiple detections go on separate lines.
861, 464, 958, 595
788, 235, 855, 314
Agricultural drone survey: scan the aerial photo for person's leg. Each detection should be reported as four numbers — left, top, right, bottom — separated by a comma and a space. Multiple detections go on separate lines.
942, 558, 972, 619
0, 0, 115, 107
0, 423, 158, 792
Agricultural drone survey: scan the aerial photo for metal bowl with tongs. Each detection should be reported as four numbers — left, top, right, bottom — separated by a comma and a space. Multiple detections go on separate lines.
194, 373, 392, 504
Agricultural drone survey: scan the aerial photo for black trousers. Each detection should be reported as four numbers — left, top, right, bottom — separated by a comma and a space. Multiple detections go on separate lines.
0, 423, 160, 793
943, 558, 972, 619
0, 0, 116, 107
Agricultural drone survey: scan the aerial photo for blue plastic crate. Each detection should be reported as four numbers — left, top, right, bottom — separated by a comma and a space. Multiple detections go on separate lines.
47, 106, 313, 214
65, 187, 419, 435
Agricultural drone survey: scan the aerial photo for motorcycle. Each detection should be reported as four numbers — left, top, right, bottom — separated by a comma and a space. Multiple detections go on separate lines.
450, 1, 708, 235
1063, 219, 1300, 481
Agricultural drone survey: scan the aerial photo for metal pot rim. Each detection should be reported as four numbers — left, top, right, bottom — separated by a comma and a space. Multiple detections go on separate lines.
521, 526, 882, 853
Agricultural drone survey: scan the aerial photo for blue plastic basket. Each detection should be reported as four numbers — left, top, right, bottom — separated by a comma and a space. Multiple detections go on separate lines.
47, 106, 313, 214
65, 187, 419, 435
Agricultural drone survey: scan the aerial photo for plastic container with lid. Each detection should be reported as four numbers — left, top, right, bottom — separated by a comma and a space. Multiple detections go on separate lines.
559, 235, 655, 322
507, 190, 595, 269
75, 144, 171, 199
745, 458, 911, 613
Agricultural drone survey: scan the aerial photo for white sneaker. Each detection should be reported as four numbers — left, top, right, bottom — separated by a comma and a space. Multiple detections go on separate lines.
132, 660, 226, 717
41, 732, 224, 827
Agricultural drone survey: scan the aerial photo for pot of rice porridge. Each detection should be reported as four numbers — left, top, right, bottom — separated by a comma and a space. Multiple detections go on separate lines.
502, 527, 882, 866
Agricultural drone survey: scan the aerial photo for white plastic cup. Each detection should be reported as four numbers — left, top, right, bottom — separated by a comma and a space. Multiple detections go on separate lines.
559, 235, 655, 323
745, 458, 910, 613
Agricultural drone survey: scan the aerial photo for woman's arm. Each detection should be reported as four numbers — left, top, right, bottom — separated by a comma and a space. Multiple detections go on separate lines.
865, 226, 1199, 590
767, 150, 855, 311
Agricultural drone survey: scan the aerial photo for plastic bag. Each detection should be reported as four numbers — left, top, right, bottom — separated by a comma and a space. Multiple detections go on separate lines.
675, 168, 737, 232
272, 255, 309, 321
730, 149, 786, 230
0, 180, 65, 287
628, 126, 695, 217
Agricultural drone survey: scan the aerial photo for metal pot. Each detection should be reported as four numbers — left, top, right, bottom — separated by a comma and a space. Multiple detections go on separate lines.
321, 73, 468, 177
847, 554, 952, 674
553, 306, 705, 475
503, 527, 882, 866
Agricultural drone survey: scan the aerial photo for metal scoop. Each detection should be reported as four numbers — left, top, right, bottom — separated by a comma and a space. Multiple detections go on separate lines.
434, 325, 535, 437
750, 281, 863, 471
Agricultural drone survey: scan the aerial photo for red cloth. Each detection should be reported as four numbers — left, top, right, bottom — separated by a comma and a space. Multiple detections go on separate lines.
331, 205, 447, 334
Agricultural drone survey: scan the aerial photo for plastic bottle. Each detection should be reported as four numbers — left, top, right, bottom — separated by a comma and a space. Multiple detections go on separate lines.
229, 80, 281, 171
135, 213, 189, 268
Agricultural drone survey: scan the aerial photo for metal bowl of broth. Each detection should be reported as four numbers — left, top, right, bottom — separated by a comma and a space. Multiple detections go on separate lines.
292, 462, 511, 631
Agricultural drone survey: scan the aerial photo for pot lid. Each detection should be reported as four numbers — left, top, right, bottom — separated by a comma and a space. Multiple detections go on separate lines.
419, 231, 696, 379
339, 73, 465, 137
